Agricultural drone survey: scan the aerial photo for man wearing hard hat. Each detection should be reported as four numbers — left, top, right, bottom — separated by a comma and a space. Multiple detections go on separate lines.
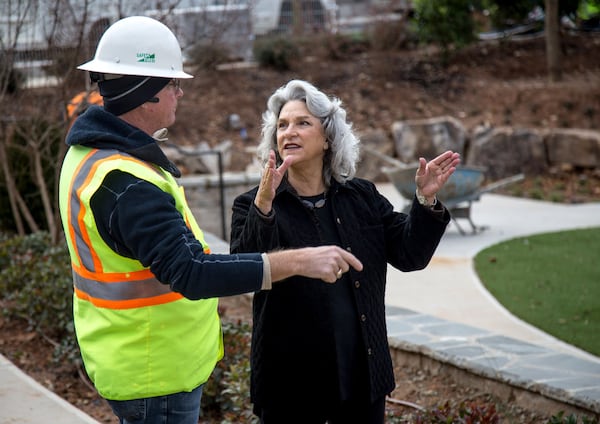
58, 16, 362, 423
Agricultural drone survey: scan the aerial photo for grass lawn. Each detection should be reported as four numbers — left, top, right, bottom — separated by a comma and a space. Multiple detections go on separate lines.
474, 227, 600, 357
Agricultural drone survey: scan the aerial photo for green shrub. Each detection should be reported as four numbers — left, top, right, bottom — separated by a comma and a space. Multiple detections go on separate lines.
201, 320, 256, 422
548, 411, 599, 424
0, 232, 77, 362
253, 36, 299, 70
483, 0, 540, 28
412, 0, 477, 64
186, 42, 233, 70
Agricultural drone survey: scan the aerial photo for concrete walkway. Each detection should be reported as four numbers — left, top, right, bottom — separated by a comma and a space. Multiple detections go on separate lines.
0, 184, 599, 421
0, 353, 100, 423
378, 183, 600, 361
378, 183, 600, 415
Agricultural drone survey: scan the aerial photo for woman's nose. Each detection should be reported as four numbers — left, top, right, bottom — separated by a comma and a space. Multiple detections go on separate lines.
282, 125, 296, 136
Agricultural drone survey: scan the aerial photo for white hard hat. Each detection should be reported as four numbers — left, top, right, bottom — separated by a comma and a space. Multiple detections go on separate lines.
78, 16, 193, 79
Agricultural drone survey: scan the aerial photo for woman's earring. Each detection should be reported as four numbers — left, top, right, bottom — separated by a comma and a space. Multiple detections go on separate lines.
323, 141, 328, 150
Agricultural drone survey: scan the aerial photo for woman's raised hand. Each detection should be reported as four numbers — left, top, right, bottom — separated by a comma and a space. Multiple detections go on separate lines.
415, 150, 461, 202
254, 150, 293, 215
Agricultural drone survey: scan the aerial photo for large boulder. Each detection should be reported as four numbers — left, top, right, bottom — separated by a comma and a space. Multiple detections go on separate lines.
391, 116, 466, 163
466, 127, 547, 179
467, 126, 600, 179
545, 128, 600, 169
356, 128, 394, 181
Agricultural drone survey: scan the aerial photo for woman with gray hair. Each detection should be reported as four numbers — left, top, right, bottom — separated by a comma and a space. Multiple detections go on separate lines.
257, 79, 360, 185
230, 79, 460, 423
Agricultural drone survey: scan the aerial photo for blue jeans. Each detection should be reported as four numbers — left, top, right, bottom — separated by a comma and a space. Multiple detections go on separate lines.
106, 384, 204, 424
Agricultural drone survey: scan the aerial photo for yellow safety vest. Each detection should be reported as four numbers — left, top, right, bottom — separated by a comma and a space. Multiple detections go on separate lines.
59, 145, 223, 400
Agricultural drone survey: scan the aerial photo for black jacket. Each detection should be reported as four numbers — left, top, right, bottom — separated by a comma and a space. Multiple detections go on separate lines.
65, 105, 264, 299
230, 177, 450, 407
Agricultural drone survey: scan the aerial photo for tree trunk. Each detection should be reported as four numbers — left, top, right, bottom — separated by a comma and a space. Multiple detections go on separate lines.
545, 0, 562, 82
14, 189, 40, 234
292, 0, 303, 36
0, 126, 25, 235
31, 143, 56, 240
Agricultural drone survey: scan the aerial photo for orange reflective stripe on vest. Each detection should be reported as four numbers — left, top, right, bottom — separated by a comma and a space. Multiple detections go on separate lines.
66, 148, 183, 308
71, 263, 182, 309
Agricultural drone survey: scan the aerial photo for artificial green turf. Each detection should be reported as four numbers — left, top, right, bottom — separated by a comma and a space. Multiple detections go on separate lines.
474, 227, 600, 357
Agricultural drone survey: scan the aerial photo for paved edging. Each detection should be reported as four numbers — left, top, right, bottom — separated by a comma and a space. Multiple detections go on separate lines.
386, 306, 600, 416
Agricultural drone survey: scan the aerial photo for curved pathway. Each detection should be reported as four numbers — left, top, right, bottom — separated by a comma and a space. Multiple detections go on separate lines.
378, 182, 600, 362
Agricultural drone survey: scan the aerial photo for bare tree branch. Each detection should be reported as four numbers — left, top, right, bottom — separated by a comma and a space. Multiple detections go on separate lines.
0, 123, 25, 235
29, 124, 59, 240
14, 186, 41, 233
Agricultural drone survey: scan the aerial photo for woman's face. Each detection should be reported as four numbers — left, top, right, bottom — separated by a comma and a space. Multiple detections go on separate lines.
276, 100, 327, 170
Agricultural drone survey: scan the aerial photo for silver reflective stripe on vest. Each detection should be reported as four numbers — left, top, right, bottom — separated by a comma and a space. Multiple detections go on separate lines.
70, 149, 164, 272
73, 272, 173, 300
69, 148, 174, 301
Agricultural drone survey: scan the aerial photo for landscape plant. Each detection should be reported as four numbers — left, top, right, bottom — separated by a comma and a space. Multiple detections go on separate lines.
0, 232, 76, 362
252, 36, 300, 70
411, 0, 478, 64
201, 320, 257, 422
548, 411, 600, 424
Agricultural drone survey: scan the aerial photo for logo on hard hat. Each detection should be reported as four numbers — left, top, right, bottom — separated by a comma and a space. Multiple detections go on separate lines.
136, 53, 156, 63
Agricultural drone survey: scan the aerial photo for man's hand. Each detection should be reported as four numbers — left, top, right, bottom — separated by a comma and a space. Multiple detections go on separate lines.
268, 246, 363, 283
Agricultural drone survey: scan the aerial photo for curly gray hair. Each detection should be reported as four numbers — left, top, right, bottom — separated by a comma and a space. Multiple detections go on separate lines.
256, 79, 360, 185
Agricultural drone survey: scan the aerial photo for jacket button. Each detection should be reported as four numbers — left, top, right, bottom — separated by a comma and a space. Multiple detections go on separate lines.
367, 348, 373, 356
336, 217, 341, 224
346, 246, 352, 252
361, 314, 366, 322
354, 281, 360, 288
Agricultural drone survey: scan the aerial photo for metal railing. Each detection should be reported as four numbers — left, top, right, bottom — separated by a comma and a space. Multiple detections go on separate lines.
165, 143, 227, 240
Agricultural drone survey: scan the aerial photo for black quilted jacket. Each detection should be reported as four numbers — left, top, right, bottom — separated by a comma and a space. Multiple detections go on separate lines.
230, 177, 450, 407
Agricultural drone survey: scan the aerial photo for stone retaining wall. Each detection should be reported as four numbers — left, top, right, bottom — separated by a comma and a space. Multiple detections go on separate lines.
391, 347, 598, 418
